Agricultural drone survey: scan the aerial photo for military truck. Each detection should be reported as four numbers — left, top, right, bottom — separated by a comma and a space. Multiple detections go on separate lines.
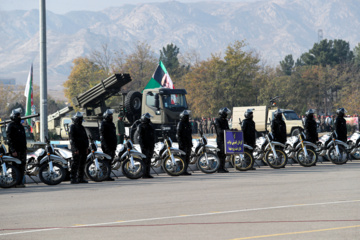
232, 98, 303, 136
0, 113, 46, 152
70, 73, 188, 142
47, 106, 73, 139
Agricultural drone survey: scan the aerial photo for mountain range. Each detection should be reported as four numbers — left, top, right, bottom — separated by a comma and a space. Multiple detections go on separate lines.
0, 0, 359, 98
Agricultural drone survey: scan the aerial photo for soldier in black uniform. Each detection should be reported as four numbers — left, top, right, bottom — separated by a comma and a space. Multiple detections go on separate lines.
138, 113, 155, 178
335, 108, 347, 142
304, 109, 318, 144
241, 109, 256, 170
271, 109, 287, 144
177, 110, 192, 175
69, 112, 89, 184
215, 107, 231, 173
6, 109, 27, 187
100, 109, 117, 181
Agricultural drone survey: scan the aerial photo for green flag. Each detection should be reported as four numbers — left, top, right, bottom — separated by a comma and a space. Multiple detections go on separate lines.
144, 61, 174, 90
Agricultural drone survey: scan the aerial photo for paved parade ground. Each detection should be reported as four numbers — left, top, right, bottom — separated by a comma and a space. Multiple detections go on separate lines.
1, 161, 360, 240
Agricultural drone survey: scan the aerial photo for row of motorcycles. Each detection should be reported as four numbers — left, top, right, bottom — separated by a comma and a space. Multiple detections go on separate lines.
1, 128, 359, 188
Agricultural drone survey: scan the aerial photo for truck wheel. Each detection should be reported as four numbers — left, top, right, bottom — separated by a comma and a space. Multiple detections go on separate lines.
291, 128, 301, 136
125, 91, 142, 121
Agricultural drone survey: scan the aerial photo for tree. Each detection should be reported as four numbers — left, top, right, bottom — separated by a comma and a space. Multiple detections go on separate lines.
117, 41, 158, 91
63, 57, 107, 107
89, 43, 113, 75
279, 54, 294, 75
159, 43, 189, 81
353, 43, 360, 67
222, 40, 260, 108
300, 39, 353, 67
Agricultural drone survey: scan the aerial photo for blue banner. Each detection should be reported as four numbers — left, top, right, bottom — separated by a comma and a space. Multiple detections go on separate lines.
224, 131, 244, 154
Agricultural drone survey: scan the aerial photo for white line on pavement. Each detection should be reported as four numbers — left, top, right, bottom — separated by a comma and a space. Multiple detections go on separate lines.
1, 199, 359, 237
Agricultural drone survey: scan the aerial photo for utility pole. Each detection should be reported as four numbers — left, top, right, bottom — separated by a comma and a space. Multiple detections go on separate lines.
39, 0, 48, 141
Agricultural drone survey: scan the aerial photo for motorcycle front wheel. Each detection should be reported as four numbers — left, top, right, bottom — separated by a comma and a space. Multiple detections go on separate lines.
328, 145, 348, 165
265, 148, 287, 169
350, 147, 360, 160
162, 155, 185, 176
121, 157, 145, 179
296, 147, 318, 167
39, 162, 66, 185
233, 150, 254, 171
85, 159, 111, 182
0, 163, 20, 188
196, 152, 220, 174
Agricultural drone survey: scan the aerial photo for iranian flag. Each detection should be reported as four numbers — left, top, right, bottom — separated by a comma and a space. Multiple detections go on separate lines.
24, 63, 33, 126
144, 61, 176, 103
144, 61, 174, 90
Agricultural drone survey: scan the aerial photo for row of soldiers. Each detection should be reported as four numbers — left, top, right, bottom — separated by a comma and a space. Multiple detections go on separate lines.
6, 106, 348, 187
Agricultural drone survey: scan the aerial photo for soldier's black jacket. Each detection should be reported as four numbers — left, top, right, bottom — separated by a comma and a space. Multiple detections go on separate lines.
335, 116, 347, 142
69, 123, 89, 152
6, 121, 27, 153
304, 117, 318, 143
214, 117, 229, 144
271, 118, 287, 144
100, 120, 117, 152
241, 118, 256, 147
138, 122, 155, 150
177, 120, 192, 147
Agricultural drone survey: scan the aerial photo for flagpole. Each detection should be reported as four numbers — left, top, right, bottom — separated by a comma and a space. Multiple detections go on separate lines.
39, 0, 48, 142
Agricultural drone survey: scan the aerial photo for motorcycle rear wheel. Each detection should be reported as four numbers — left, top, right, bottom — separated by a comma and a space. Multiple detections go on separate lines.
39, 162, 66, 185
296, 147, 317, 167
162, 155, 185, 176
265, 148, 287, 169
0, 164, 20, 188
85, 159, 110, 182
121, 157, 145, 179
196, 152, 220, 174
233, 150, 254, 171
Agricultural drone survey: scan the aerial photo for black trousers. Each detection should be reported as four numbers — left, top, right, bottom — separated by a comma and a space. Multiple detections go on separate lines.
14, 151, 26, 185
71, 149, 87, 180
217, 141, 226, 169
179, 144, 191, 171
142, 148, 154, 175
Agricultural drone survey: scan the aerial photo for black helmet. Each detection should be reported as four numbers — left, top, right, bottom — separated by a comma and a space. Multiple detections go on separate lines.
103, 109, 114, 121
180, 110, 190, 121
274, 109, 283, 119
10, 109, 21, 122
336, 108, 347, 117
305, 109, 315, 117
244, 109, 254, 119
219, 107, 231, 118
72, 112, 84, 124
141, 113, 153, 123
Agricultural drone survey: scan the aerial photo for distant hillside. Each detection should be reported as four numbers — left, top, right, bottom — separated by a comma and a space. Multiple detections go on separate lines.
0, 0, 359, 94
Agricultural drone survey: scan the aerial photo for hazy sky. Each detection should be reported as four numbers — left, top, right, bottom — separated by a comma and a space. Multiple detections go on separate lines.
0, 0, 261, 14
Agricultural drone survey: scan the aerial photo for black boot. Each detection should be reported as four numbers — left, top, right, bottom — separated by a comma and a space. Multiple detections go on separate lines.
78, 178, 88, 183
182, 171, 192, 175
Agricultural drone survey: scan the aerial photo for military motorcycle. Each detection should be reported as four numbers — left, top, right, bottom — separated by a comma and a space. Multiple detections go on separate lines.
253, 132, 287, 169
26, 137, 67, 185
189, 130, 220, 173
226, 144, 255, 171
153, 133, 186, 176
317, 131, 349, 165
347, 131, 360, 159
285, 131, 318, 167
0, 142, 21, 188
55, 136, 112, 182
112, 136, 146, 179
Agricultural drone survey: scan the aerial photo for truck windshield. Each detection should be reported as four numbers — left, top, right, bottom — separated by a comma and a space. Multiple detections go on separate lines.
283, 111, 300, 120
162, 94, 187, 110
